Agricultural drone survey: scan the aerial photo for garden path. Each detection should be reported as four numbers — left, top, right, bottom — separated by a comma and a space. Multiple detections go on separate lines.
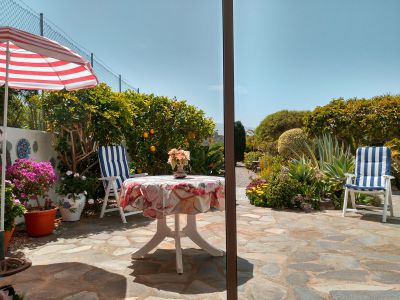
3, 167, 400, 300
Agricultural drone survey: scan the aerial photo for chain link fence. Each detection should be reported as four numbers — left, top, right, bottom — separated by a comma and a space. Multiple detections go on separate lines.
0, 0, 138, 92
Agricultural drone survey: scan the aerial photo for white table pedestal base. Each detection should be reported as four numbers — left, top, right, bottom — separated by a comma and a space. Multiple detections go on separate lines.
132, 214, 224, 274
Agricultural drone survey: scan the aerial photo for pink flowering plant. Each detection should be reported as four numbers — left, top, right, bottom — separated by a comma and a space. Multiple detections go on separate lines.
167, 148, 190, 170
4, 180, 26, 231
6, 159, 57, 211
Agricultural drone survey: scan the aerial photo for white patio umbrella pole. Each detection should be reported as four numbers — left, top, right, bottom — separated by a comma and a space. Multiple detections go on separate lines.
0, 41, 10, 247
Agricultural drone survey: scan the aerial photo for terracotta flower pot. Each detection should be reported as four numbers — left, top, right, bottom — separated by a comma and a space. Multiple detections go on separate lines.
24, 207, 57, 237
4, 226, 15, 253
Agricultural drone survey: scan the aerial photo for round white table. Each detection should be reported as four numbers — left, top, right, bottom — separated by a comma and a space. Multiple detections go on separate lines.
119, 175, 225, 273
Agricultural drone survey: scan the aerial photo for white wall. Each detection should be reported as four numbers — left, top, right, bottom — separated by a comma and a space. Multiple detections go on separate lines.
1, 127, 59, 215
0, 126, 58, 164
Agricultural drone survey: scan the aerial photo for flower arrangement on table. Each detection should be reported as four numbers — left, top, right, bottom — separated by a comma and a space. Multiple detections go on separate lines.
57, 171, 93, 216
6, 159, 57, 210
168, 148, 190, 178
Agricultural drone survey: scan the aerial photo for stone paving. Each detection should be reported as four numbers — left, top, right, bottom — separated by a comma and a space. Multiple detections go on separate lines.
3, 169, 400, 299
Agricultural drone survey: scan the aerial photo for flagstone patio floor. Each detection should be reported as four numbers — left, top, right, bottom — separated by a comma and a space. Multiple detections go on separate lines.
4, 169, 400, 299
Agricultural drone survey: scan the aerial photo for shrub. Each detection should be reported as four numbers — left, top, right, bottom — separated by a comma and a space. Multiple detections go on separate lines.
43, 83, 134, 175
4, 181, 26, 231
6, 159, 57, 210
246, 178, 268, 207
255, 110, 309, 143
304, 95, 400, 147
244, 151, 263, 169
188, 143, 224, 176
124, 93, 215, 175
385, 138, 400, 189
234, 121, 246, 162
277, 128, 309, 159
265, 173, 301, 208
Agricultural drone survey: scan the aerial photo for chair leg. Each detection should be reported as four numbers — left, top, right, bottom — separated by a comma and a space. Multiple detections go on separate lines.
342, 188, 349, 217
350, 191, 357, 211
100, 183, 111, 218
383, 190, 389, 223
388, 185, 394, 217
174, 214, 183, 274
113, 182, 127, 224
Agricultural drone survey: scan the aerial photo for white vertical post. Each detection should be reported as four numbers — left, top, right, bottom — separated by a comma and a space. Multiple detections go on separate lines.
1, 41, 10, 233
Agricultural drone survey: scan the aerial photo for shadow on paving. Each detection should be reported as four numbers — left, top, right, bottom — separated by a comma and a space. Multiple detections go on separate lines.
3, 262, 127, 300
10, 212, 153, 254
129, 248, 253, 294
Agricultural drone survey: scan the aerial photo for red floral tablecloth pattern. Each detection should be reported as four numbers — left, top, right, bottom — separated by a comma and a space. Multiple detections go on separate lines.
120, 175, 225, 218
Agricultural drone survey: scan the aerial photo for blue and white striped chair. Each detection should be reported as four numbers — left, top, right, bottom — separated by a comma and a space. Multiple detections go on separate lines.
98, 145, 147, 223
343, 146, 394, 222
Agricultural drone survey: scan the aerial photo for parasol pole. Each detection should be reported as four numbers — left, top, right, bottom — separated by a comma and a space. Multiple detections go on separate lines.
0, 41, 10, 260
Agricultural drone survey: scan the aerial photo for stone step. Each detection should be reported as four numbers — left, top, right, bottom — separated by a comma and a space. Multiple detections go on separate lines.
329, 290, 400, 300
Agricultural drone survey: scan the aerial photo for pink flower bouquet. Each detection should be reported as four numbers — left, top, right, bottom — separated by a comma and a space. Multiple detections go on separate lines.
167, 148, 190, 170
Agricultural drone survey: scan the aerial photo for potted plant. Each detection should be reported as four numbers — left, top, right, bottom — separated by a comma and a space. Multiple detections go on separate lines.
57, 171, 89, 221
3, 181, 26, 252
6, 159, 57, 237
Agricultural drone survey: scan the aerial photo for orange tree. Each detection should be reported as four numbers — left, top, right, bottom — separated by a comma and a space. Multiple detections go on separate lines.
123, 91, 215, 175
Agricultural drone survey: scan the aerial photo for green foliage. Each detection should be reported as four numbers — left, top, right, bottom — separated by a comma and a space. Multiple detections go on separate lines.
234, 121, 246, 162
259, 155, 284, 179
385, 138, 400, 189
265, 173, 301, 209
4, 181, 26, 231
304, 95, 400, 146
254, 110, 309, 143
277, 128, 309, 159
189, 143, 224, 176
244, 151, 263, 169
43, 83, 134, 175
124, 92, 215, 175
288, 157, 316, 184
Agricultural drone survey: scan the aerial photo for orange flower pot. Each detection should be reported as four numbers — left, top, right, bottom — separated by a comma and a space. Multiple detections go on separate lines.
4, 226, 15, 253
24, 208, 57, 237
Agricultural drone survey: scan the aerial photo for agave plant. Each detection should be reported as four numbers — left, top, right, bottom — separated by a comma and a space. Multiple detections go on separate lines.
288, 156, 316, 184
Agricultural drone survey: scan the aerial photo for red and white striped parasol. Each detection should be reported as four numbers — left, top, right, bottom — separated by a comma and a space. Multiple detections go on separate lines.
0, 26, 98, 90
0, 27, 98, 256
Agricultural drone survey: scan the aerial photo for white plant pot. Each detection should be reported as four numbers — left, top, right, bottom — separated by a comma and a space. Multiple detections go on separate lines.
59, 193, 86, 222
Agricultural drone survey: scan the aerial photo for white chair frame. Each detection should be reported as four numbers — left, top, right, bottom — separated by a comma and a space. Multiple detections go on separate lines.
343, 173, 394, 222
99, 173, 147, 223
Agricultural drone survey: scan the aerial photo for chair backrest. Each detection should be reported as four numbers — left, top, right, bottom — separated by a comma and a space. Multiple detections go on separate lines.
355, 146, 391, 188
98, 145, 130, 189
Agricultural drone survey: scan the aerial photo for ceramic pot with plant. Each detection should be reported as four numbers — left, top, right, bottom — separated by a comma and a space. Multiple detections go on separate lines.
57, 171, 90, 221
6, 159, 57, 237
168, 148, 190, 179
3, 181, 26, 253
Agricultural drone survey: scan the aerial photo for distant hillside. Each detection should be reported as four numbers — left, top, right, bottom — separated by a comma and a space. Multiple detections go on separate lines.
214, 123, 253, 135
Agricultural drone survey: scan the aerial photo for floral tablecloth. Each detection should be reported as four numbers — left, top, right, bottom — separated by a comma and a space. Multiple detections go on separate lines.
120, 175, 225, 218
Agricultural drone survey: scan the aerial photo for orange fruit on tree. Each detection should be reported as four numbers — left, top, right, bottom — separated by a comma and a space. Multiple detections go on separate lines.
150, 145, 156, 153
149, 128, 155, 135
143, 132, 149, 138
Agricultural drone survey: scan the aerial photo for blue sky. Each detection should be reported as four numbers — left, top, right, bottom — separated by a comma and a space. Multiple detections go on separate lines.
22, 0, 400, 128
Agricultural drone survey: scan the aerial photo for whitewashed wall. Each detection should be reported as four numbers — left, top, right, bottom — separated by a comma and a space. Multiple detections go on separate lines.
0, 126, 58, 164
1, 127, 59, 220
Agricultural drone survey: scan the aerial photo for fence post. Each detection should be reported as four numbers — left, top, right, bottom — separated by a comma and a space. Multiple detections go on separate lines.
90, 53, 94, 68
39, 13, 44, 36
119, 75, 122, 92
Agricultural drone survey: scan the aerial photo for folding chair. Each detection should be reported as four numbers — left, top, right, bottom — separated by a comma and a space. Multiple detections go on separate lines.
343, 146, 394, 222
98, 145, 147, 223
